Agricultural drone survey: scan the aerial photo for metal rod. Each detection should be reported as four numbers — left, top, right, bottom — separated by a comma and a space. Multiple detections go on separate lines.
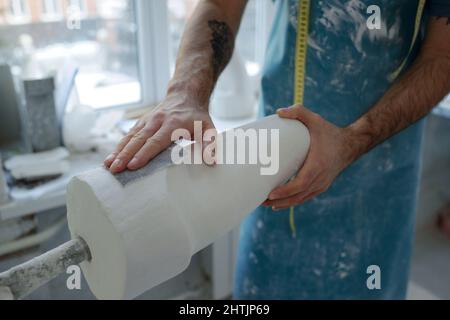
0, 237, 91, 300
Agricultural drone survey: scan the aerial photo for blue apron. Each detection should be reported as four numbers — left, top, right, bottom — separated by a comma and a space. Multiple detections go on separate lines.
234, 0, 428, 299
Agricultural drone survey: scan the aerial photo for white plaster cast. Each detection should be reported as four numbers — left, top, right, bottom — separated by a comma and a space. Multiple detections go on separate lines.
66, 115, 310, 300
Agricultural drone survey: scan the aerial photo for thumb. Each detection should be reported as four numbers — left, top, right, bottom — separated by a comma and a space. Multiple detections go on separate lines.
277, 105, 318, 127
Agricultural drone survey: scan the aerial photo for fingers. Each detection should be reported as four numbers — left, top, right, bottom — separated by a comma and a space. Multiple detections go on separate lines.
265, 176, 326, 209
265, 188, 322, 210
110, 121, 162, 173
277, 105, 321, 128
127, 126, 173, 170
106, 111, 217, 173
104, 122, 145, 167
265, 162, 328, 209
276, 106, 303, 119
268, 167, 319, 200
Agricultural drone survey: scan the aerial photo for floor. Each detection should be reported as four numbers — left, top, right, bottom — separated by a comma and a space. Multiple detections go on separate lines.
408, 225, 450, 300
407, 114, 450, 300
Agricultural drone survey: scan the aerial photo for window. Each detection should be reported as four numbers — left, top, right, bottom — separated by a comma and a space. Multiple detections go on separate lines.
41, 0, 63, 21
97, 0, 128, 19
64, 0, 88, 34
9, 0, 27, 16
0, 0, 271, 112
0, 0, 142, 109
167, 0, 273, 77
67, 0, 87, 13
7, 0, 30, 24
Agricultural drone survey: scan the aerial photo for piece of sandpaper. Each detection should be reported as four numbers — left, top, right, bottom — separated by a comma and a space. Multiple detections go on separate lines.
112, 146, 176, 186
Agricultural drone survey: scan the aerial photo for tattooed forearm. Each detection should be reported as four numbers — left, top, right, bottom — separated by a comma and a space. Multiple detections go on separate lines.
347, 17, 450, 160
346, 51, 450, 161
208, 20, 234, 81
344, 17, 450, 161
342, 17, 450, 162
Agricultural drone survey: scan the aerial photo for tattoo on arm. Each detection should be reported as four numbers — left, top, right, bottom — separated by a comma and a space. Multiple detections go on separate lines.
208, 20, 234, 81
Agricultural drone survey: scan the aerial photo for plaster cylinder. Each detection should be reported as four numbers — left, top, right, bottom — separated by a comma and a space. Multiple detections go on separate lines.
66, 115, 310, 300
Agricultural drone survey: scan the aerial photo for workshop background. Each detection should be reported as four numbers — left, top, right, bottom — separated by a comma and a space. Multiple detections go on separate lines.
0, 0, 449, 300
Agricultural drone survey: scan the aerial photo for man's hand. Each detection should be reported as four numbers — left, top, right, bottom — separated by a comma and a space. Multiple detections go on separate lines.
104, 93, 215, 173
264, 106, 355, 210
104, 0, 248, 173
264, 17, 450, 210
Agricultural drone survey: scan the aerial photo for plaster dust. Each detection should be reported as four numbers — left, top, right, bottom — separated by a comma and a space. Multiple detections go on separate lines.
0, 237, 90, 300
0, 286, 13, 300
66, 115, 311, 300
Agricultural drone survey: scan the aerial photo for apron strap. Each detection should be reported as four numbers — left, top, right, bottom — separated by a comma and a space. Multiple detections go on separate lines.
389, 0, 427, 81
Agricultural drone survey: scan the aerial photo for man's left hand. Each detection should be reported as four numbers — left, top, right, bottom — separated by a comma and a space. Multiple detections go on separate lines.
264, 105, 356, 210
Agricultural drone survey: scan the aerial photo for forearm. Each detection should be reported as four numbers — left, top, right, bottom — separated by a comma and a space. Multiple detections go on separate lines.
266, 18, 450, 207
167, 0, 247, 108
345, 19, 450, 163
105, 1, 247, 172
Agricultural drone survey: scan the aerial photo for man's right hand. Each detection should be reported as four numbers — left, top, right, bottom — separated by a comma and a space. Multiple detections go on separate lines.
104, 93, 215, 173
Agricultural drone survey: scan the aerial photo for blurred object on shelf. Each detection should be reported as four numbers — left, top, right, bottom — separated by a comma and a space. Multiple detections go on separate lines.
437, 202, 450, 238
23, 77, 61, 152
54, 60, 79, 127
62, 105, 97, 153
89, 109, 125, 156
0, 65, 24, 151
0, 216, 37, 246
0, 156, 9, 206
63, 105, 123, 154
0, 60, 80, 157
4, 147, 69, 182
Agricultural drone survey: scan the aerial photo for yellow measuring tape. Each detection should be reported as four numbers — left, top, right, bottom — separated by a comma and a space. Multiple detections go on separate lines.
290, 0, 311, 237
289, 0, 426, 236
389, 0, 426, 81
